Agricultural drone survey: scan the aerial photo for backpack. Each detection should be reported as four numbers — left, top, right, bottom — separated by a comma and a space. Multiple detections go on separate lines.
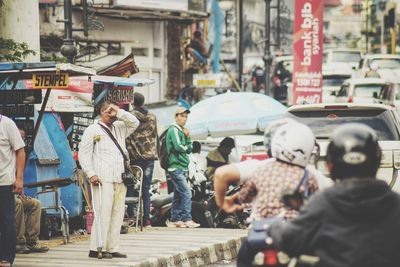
158, 128, 170, 170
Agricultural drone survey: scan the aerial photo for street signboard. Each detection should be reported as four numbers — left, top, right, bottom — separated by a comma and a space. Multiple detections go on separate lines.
0, 105, 34, 117
193, 73, 222, 88
14, 119, 34, 135
32, 72, 69, 89
292, 0, 324, 104
71, 113, 94, 151
0, 90, 42, 104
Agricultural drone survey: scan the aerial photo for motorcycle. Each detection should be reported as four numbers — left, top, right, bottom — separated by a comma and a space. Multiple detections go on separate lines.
244, 186, 318, 266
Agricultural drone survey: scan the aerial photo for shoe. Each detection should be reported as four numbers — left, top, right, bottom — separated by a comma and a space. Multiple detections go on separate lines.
16, 244, 30, 254
111, 252, 127, 258
27, 242, 49, 253
166, 220, 187, 228
0, 260, 11, 267
88, 250, 112, 259
185, 220, 200, 228
144, 219, 152, 228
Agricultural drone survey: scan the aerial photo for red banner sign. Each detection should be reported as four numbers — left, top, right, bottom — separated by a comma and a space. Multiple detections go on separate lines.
292, 0, 324, 105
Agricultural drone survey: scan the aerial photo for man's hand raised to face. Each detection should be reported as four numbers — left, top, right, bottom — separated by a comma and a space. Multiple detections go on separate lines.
105, 104, 120, 118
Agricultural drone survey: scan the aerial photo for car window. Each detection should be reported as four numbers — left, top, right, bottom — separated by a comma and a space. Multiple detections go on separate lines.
287, 109, 400, 140
337, 84, 349, 96
332, 51, 362, 63
323, 75, 351, 87
354, 84, 383, 98
370, 58, 400, 69
379, 84, 389, 99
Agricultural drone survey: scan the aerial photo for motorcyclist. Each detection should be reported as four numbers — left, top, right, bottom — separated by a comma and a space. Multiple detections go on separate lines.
270, 123, 400, 267
214, 122, 319, 267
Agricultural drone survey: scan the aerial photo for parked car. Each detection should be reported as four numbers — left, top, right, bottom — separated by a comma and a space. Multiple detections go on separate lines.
374, 82, 400, 112
322, 63, 353, 102
355, 54, 400, 78
323, 48, 363, 70
286, 103, 400, 193
334, 78, 386, 103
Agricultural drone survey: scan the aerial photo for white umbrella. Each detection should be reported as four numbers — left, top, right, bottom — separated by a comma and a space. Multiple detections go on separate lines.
186, 91, 287, 139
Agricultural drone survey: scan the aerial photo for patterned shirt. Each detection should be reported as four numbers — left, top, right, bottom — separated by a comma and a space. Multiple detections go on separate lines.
238, 159, 319, 220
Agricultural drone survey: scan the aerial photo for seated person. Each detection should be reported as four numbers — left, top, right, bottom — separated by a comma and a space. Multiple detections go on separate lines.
15, 195, 49, 254
185, 30, 209, 65
206, 137, 235, 181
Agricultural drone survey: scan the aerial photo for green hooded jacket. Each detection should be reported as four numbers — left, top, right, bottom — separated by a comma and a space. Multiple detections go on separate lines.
166, 123, 192, 170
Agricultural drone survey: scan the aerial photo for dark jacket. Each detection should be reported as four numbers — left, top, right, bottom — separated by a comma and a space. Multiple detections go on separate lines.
270, 178, 400, 267
126, 107, 158, 161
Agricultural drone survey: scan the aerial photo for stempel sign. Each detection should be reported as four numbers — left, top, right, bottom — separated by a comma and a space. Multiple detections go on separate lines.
292, 0, 324, 104
32, 72, 69, 89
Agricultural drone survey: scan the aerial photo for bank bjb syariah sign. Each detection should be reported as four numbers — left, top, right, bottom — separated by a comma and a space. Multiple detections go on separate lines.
292, 0, 324, 105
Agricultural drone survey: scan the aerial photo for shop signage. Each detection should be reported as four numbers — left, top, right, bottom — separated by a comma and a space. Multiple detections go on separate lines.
14, 120, 34, 135
0, 105, 34, 117
292, 0, 324, 104
32, 72, 69, 89
193, 73, 221, 88
0, 90, 42, 104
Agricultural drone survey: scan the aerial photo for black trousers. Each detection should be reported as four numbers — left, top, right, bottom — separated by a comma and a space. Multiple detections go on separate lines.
0, 185, 16, 264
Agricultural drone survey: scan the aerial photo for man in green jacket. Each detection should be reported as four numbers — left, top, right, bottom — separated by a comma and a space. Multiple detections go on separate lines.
166, 107, 200, 228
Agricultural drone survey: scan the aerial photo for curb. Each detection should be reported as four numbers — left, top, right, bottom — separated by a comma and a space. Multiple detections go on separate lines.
133, 236, 245, 267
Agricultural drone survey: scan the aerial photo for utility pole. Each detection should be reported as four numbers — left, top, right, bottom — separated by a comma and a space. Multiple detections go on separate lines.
264, 0, 271, 96
59, 0, 77, 63
238, 0, 244, 90
366, 0, 369, 53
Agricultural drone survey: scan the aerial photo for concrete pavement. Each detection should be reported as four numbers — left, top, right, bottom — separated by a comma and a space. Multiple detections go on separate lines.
13, 227, 247, 267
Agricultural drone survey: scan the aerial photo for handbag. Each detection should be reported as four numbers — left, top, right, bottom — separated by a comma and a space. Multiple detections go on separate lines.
98, 123, 137, 187
247, 217, 284, 250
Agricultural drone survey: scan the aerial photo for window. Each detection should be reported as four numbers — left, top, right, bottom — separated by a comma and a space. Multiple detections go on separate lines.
132, 47, 149, 57
153, 48, 161, 58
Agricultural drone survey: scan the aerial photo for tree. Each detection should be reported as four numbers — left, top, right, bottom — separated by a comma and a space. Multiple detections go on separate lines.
0, 0, 36, 62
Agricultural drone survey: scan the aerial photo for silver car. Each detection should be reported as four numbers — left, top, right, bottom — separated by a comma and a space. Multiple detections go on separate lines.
287, 103, 400, 193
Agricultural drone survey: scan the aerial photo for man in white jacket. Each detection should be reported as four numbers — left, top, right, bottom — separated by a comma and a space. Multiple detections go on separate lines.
79, 100, 139, 259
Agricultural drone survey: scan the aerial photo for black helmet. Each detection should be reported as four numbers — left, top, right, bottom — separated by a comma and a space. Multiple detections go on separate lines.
327, 123, 381, 180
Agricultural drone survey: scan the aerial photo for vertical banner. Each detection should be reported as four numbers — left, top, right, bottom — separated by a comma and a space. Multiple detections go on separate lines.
292, 0, 324, 104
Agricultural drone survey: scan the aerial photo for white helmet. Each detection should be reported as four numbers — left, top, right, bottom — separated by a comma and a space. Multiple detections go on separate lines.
263, 118, 296, 154
271, 122, 315, 167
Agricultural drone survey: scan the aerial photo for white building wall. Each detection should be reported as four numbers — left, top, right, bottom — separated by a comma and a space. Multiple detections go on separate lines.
0, 0, 41, 62
40, 7, 166, 103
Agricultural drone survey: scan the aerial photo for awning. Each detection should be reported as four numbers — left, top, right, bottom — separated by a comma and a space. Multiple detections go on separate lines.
0, 62, 96, 80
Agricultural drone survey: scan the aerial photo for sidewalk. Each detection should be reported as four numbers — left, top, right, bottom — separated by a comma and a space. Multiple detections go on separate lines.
13, 227, 247, 267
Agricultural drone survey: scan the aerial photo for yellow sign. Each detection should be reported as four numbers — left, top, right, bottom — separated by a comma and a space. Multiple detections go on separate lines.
196, 80, 217, 87
32, 73, 69, 88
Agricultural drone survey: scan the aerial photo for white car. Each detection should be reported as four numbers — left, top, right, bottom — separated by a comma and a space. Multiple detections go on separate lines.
355, 54, 400, 78
334, 78, 386, 103
322, 63, 353, 103
323, 48, 363, 70
287, 103, 400, 193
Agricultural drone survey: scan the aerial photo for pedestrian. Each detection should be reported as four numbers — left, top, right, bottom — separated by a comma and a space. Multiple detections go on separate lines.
270, 123, 400, 267
0, 114, 26, 267
15, 195, 49, 254
251, 65, 265, 93
188, 141, 207, 185
185, 30, 209, 65
214, 122, 319, 267
188, 141, 207, 198
79, 100, 139, 259
126, 92, 158, 228
206, 137, 235, 181
166, 107, 200, 228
